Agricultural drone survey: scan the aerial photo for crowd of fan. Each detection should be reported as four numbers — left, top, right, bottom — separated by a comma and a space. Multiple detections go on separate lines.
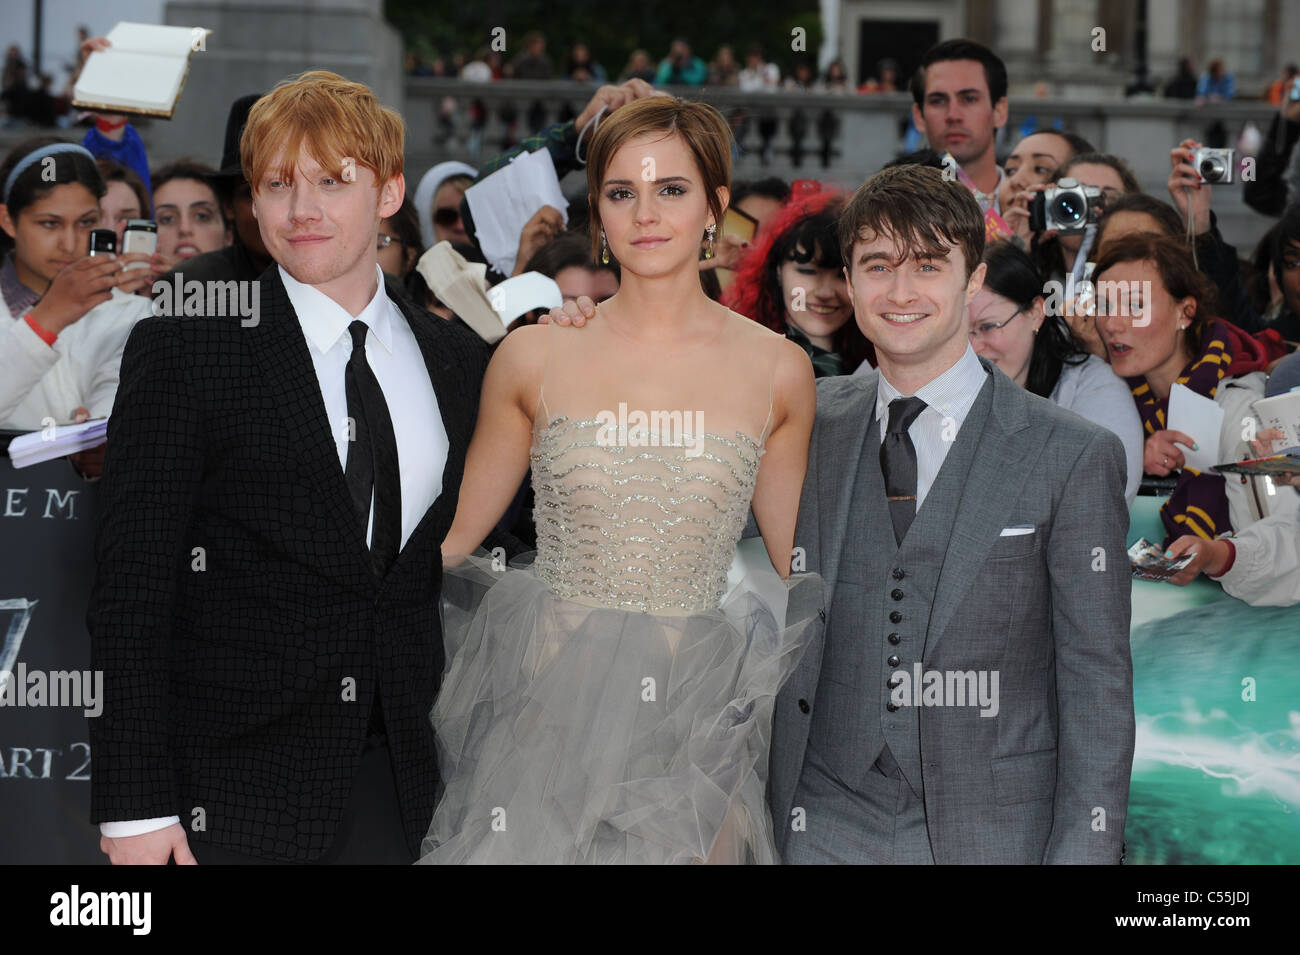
3, 33, 1300, 607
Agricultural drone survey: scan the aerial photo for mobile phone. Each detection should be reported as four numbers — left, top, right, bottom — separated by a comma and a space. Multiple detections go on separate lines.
88, 228, 116, 256
121, 219, 157, 269
1290, 76, 1300, 102
722, 206, 758, 244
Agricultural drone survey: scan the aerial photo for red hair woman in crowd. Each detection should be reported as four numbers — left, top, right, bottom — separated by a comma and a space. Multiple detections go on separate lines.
723, 182, 875, 375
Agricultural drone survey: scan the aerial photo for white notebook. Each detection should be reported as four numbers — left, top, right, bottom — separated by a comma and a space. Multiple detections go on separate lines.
72, 22, 212, 118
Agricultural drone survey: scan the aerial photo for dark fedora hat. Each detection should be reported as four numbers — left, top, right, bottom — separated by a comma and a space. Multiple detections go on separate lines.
215, 93, 263, 180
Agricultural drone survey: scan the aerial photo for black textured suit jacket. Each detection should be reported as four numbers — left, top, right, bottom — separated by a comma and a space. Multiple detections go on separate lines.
87, 266, 489, 862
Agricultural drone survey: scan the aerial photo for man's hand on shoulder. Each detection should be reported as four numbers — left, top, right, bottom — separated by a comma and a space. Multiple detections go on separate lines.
540, 296, 597, 327
101, 823, 197, 865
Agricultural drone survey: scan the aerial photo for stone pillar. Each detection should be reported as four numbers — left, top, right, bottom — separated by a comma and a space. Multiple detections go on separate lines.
147, 0, 403, 167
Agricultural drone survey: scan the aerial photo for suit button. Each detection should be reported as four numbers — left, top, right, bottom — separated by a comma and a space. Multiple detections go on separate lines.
886, 702, 899, 712
798, 698, 810, 714
887, 675, 902, 689
888, 632, 901, 645
891, 589, 904, 601
892, 568, 905, 580
889, 610, 903, 623
887, 655, 900, 667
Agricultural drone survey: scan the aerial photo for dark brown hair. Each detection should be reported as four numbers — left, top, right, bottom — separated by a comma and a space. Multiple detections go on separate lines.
584, 96, 733, 263
1092, 232, 1218, 355
96, 158, 151, 218
838, 163, 985, 276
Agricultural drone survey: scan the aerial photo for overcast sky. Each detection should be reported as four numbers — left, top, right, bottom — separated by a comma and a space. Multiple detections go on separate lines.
2, 0, 166, 78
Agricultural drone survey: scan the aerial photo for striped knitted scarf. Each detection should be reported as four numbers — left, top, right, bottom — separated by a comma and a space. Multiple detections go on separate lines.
1127, 319, 1233, 548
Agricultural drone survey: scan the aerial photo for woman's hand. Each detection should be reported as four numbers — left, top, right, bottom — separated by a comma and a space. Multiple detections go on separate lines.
1001, 182, 1057, 247
113, 253, 156, 296
1168, 138, 1211, 235
1249, 426, 1300, 486
67, 406, 106, 480
1164, 534, 1232, 585
512, 205, 564, 277
1143, 429, 1197, 476
26, 256, 123, 336
699, 233, 748, 271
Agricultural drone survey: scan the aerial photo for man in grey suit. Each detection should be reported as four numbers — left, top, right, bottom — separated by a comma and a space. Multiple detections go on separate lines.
771, 163, 1134, 864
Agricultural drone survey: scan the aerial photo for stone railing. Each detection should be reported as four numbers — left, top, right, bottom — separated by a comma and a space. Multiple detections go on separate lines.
402, 78, 1284, 247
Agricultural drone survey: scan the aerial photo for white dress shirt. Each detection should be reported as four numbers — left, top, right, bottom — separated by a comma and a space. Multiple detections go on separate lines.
101, 265, 448, 840
875, 342, 990, 512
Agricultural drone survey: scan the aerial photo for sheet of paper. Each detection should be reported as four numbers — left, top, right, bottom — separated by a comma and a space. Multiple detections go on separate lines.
465, 149, 569, 277
106, 22, 203, 56
1167, 382, 1223, 472
1253, 389, 1300, 448
8, 419, 108, 469
489, 271, 562, 324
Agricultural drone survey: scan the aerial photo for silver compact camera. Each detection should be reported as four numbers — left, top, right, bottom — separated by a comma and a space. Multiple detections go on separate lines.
1193, 147, 1234, 184
1028, 177, 1104, 235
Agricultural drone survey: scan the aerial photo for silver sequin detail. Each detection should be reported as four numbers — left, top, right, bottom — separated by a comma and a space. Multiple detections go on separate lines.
531, 415, 764, 614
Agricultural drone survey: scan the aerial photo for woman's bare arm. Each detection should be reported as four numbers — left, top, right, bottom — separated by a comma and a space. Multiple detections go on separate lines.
749, 339, 816, 577
442, 324, 546, 560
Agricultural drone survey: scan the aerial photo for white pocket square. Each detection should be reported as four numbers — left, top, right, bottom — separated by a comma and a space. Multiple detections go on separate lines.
999, 525, 1035, 536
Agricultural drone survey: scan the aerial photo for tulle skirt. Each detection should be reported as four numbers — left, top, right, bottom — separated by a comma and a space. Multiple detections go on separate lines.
417, 550, 824, 864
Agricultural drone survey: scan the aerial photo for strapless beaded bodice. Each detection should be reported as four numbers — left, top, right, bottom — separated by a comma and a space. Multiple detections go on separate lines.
530, 415, 764, 614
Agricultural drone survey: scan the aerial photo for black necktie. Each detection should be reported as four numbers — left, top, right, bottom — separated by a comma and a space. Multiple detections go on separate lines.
880, 396, 928, 547
344, 320, 402, 577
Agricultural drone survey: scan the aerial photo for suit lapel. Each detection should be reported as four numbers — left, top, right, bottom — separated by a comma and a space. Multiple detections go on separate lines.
246, 268, 373, 580
924, 363, 1042, 656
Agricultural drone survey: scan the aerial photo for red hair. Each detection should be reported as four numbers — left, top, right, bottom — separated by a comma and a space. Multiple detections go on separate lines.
723, 185, 843, 330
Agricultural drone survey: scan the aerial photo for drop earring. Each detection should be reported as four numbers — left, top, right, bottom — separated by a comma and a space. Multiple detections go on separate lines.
600, 230, 610, 265
704, 223, 716, 259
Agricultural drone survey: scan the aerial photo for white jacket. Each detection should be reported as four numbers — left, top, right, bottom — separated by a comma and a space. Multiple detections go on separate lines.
1, 288, 152, 431
1210, 371, 1300, 606
1215, 372, 1300, 532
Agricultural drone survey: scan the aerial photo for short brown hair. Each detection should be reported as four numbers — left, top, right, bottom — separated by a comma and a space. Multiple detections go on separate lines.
1092, 232, 1217, 354
241, 70, 404, 194
584, 96, 733, 262
838, 163, 984, 276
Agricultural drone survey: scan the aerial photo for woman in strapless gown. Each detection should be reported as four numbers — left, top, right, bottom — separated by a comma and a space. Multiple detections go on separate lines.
417, 96, 823, 864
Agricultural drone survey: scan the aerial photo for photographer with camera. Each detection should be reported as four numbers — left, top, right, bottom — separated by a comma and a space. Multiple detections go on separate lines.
1169, 137, 1292, 339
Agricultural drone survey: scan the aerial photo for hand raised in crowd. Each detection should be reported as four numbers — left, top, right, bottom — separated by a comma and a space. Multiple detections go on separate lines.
1168, 138, 1211, 235
541, 295, 597, 326
1143, 429, 1197, 476
1000, 182, 1056, 247
1250, 426, 1300, 487
67, 405, 106, 480
575, 79, 668, 131
699, 232, 748, 271
114, 252, 157, 296
26, 256, 125, 337
147, 249, 181, 285
100, 823, 197, 866
1065, 289, 1106, 358
513, 205, 565, 276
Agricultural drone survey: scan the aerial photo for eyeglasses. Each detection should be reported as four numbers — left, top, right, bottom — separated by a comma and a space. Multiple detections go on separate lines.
970, 306, 1025, 340
433, 206, 461, 227
376, 233, 399, 250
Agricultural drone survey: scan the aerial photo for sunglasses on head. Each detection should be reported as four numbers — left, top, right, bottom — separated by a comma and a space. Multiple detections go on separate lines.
434, 206, 461, 227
